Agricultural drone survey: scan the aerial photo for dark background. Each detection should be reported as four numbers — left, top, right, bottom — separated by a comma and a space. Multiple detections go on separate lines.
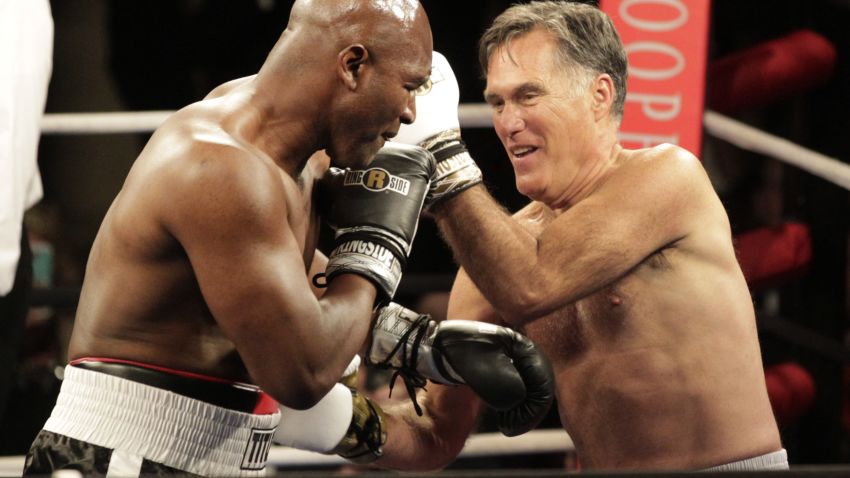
4, 0, 850, 470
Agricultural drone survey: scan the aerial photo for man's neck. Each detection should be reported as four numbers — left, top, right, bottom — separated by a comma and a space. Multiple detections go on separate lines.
549, 134, 622, 210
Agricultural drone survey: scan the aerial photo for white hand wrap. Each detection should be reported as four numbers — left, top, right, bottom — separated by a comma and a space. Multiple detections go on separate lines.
272, 355, 360, 452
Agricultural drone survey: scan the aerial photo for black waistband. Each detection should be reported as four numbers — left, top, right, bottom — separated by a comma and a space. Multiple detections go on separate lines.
72, 361, 265, 414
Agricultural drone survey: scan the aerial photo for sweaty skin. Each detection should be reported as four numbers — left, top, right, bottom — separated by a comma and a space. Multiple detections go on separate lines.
69, 0, 433, 410
377, 28, 779, 470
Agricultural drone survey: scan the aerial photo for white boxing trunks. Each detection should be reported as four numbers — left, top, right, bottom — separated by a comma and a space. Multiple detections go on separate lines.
703, 449, 789, 471
25, 361, 280, 477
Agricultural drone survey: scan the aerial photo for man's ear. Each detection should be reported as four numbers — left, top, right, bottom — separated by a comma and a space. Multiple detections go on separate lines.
592, 73, 615, 121
338, 44, 369, 91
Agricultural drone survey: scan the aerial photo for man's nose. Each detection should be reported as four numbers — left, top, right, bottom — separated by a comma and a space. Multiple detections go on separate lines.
401, 92, 416, 125
497, 103, 525, 136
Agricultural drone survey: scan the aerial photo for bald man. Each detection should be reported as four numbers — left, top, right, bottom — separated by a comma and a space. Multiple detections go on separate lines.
23, 1, 436, 476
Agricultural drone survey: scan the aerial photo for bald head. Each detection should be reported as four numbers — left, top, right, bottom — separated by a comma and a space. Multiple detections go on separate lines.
290, 0, 423, 29
254, 0, 432, 168
287, 0, 430, 58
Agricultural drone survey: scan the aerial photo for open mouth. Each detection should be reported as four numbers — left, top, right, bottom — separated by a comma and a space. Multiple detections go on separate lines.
511, 146, 538, 158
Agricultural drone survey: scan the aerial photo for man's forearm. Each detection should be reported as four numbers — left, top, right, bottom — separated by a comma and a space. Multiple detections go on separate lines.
376, 391, 475, 471
433, 187, 549, 322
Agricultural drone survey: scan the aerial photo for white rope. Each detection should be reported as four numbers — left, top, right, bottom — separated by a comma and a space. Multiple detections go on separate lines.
38, 107, 492, 135
702, 110, 850, 191
268, 428, 573, 467
0, 429, 573, 475
39, 107, 850, 192
41, 111, 172, 134
458, 103, 495, 128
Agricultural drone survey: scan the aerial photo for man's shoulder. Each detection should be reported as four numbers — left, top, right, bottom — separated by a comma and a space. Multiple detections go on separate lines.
151, 116, 277, 183
626, 142, 698, 164
602, 143, 715, 217
618, 143, 704, 183
139, 132, 287, 221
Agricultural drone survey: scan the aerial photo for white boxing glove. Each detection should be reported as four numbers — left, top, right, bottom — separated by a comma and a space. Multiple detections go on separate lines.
394, 51, 461, 145
393, 51, 482, 209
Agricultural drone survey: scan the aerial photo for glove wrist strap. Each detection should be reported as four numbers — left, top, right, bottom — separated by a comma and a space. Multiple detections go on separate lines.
418, 130, 483, 209
326, 237, 403, 300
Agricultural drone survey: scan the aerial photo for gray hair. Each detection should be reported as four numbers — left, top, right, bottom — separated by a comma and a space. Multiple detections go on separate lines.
479, 1, 628, 120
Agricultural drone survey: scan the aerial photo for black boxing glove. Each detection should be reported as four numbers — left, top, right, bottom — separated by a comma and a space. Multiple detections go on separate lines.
368, 303, 555, 436
322, 144, 435, 302
487, 328, 556, 436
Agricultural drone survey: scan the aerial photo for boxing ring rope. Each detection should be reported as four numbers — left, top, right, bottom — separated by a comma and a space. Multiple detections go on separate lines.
266, 429, 574, 468
40, 106, 850, 192
0, 430, 573, 475
40, 110, 173, 135
702, 111, 850, 191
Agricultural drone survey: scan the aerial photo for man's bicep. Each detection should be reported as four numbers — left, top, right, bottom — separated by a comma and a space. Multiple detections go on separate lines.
536, 156, 696, 298
187, 221, 315, 332
166, 160, 318, 343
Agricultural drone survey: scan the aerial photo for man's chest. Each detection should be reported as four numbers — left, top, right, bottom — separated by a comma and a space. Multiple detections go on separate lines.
519, 256, 671, 364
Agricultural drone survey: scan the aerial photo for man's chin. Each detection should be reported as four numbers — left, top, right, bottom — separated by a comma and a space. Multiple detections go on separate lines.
358, 143, 384, 167
328, 147, 371, 169
515, 181, 540, 201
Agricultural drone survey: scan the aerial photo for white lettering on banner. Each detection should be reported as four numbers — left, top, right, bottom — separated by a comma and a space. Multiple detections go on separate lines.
626, 92, 682, 121
604, 0, 708, 153
620, 0, 688, 32
625, 41, 686, 80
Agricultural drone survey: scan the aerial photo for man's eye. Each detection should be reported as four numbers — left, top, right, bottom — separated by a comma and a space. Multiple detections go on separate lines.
413, 78, 433, 96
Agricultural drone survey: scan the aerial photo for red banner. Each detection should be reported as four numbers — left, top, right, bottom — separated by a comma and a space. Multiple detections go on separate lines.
600, 0, 711, 157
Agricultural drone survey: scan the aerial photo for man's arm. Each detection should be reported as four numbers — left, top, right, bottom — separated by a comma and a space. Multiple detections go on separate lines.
307, 250, 329, 299
375, 383, 481, 470
275, 264, 553, 468
434, 147, 704, 323
395, 53, 706, 325
167, 145, 376, 409
375, 270, 496, 470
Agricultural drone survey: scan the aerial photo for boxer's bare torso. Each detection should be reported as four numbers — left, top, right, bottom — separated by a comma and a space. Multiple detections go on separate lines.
69, 78, 326, 382
447, 146, 781, 469
515, 175, 779, 468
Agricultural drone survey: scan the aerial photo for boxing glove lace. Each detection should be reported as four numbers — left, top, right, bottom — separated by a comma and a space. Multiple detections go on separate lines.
368, 302, 555, 436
